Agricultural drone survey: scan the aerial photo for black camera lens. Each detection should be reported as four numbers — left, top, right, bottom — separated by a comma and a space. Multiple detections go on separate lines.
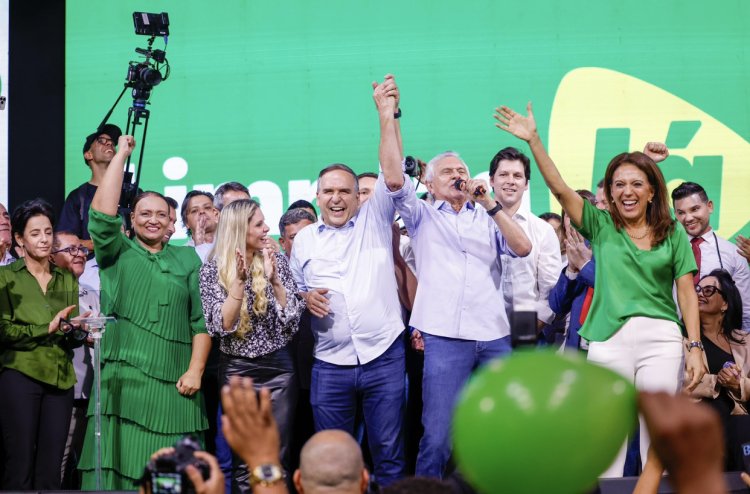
138, 66, 162, 86
404, 156, 418, 178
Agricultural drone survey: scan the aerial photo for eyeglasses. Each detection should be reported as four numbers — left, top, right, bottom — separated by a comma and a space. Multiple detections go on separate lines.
95, 137, 114, 147
52, 245, 89, 257
695, 284, 724, 298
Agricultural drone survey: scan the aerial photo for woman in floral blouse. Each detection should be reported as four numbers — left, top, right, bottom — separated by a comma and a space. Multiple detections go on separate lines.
199, 198, 304, 489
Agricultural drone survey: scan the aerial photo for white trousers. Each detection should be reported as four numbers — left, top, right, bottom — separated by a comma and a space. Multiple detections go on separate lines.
587, 316, 684, 478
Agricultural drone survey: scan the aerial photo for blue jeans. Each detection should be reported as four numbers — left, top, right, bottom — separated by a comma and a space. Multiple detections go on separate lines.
415, 333, 512, 478
311, 335, 406, 487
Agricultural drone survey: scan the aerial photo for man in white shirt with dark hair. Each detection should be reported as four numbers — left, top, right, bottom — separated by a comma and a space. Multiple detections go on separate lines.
672, 181, 750, 331
489, 146, 561, 329
290, 162, 406, 488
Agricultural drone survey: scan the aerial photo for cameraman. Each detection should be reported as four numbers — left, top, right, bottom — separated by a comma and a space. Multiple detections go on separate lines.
58, 124, 122, 253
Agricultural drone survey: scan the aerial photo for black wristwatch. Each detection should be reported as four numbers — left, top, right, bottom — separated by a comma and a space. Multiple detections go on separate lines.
486, 201, 503, 217
394, 108, 402, 119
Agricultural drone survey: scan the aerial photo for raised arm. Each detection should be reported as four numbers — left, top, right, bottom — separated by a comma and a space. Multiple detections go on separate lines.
494, 103, 584, 226
374, 75, 404, 192
90, 135, 135, 216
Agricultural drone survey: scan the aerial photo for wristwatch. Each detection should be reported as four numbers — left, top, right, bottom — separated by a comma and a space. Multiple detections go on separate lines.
687, 340, 704, 352
486, 201, 504, 217
249, 464, 285, 487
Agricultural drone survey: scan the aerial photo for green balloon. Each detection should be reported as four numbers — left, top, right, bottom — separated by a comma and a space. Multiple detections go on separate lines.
452, 350, 636, 494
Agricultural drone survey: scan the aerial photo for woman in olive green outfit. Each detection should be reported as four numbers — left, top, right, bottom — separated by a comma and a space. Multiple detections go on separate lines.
0, 199, 80, 490
78, 135, 211, 489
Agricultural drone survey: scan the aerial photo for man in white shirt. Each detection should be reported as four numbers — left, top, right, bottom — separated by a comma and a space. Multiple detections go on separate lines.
376, 74, 531, 479
290, 163, 406, 488
672, 181, 750, 331
490, 147, 562, 330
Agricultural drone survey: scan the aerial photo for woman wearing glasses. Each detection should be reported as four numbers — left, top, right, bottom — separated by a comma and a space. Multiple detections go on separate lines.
0, 199, 82, 489
690, 269, 750, 470
77, 135, 210, 489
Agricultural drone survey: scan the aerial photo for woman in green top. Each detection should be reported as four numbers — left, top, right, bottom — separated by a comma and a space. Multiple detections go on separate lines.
496, 103, 707, 477
78, 135, 211, 489
0, 199, 81, 489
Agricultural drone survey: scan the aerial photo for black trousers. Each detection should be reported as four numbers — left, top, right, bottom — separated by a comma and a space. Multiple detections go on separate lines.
220, 347, 297, 494
0, 368, 73, 490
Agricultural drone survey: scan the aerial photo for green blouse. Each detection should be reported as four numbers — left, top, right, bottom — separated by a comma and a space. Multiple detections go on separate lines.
575, 200, 697, 342
88, 208, 207, 363
0, 259, 79, 389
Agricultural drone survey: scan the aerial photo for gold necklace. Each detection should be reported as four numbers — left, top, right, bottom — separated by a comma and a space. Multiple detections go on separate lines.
625, 225, 650, 239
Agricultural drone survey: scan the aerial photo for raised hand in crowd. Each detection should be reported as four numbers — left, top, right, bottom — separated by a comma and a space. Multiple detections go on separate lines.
372, 75, 398, 114
736, 234, 750, 263
564, 228, 592, 273
638, 391, 727, 494
642, 142, 669, 163
495, 102, 585, 227
90, 135, 136, 216
221, 376, 288, 494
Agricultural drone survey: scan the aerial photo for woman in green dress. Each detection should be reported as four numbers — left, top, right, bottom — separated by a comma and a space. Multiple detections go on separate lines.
78, 135, 211, 489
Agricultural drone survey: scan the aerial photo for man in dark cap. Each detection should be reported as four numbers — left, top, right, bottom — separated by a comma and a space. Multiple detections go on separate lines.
58, 124, 122, 252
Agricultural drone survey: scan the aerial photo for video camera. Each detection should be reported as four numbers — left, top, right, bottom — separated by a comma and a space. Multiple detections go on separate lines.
139, 436, 209, 494
127, 12, 170, 111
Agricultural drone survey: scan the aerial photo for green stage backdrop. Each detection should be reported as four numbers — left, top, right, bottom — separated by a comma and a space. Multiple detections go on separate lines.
66, 1, 750, 243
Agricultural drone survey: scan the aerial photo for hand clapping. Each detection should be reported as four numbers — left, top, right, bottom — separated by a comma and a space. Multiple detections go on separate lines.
564, 228, 592, 273
235, 248, 250, 282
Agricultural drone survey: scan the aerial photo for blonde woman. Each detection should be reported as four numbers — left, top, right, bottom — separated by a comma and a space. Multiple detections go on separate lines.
199, 199, 304, 491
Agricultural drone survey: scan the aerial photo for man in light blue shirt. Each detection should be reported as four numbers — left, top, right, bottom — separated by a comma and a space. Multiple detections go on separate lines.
375, 75, 532, 478
289, 162, 406, 487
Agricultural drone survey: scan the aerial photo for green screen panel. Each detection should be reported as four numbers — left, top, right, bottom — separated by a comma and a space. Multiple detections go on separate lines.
66, 1, 750, 243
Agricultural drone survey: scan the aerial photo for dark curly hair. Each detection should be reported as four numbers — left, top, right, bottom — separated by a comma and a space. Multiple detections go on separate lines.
700, 269, 744, 344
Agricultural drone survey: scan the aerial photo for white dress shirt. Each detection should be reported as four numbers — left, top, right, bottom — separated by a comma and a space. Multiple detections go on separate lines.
0, 250, 15, 266
387, 175, 517, 341
290, 176, 404, 365
691, 229, 750, 331
501, 207, 562, 323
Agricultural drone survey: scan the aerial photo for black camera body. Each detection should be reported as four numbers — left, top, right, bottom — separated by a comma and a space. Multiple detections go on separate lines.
142, 436, 209, 494
404, 156, 420, 178
126, 12, 170, 109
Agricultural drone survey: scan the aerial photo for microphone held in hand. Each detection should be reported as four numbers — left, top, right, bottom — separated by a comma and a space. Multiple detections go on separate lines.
454, 179, 486, 197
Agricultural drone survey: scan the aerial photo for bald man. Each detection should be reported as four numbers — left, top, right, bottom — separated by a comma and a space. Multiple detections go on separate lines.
293, 431, 369, 494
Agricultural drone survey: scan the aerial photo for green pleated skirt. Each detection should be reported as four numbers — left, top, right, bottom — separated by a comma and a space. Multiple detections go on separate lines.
78, 319, 207, 490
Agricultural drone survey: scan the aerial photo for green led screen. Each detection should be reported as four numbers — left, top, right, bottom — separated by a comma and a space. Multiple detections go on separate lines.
66, 1, 750, 243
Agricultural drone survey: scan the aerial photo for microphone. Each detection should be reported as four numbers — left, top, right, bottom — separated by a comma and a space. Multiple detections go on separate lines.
454, 179, 486, 197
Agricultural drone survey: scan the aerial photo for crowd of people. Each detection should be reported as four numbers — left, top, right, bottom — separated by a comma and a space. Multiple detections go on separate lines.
0, 73, 749, 493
